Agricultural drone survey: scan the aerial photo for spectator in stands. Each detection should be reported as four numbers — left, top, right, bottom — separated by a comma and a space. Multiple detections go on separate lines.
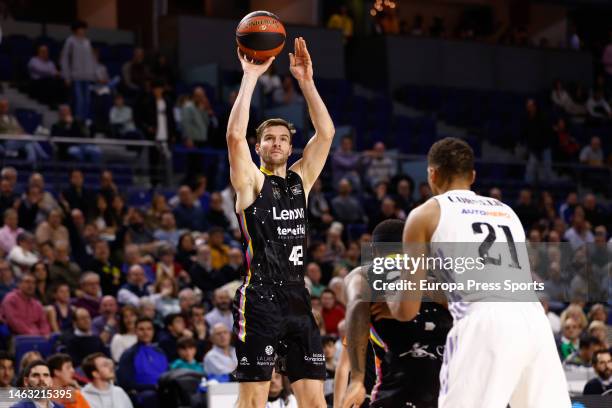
28, 44, 66, 108
48, 240, 81, 293
158, 313, 193, 362
18, 185, 46, 231
586, 88, 612, 124
307, 179, 333, 236
0, 99, 48, 163
72, 272, 102, 319
393, 176, 414, 214
52, 105, 101, 163
583, 350, 612, 395
61, 307, 108, 367
46, 353, 90, 408
62, 170, 94, 220
149, 276, 180, 318
172, 185, 206, 231
0, 351, 15, 398
45, 283, 75, 334
170, 336, 204, 373
137, 80, 175, 186
31, 261, 51, 305
588, 321, 609, 350
205, 288, 233, 332
207, 227, 229, 270
582, 194, 606, 229
90, 240, 123, 297
327, 5, 354, 42
544, 261, 567, 302
331, 178, 367, 225
121, 48, 149, 95
182, 86, 215, 147
564, 335, 603, 369
109, 94, 137, 137
122, 208, 157, 254
153, 211, 182, 247
188, 244, 216, 299
0, 180, 19, 217
60, 20, 97, 121
364, 142, 395, 189
320, 289, 345, 336
117, 317, 168, 407
579, 136, 604, 167
117, 265, 150, 307
91, 296, 118, 346
259, 65, 282, 101
0, 272, 50, 335
218, 247, 243, 286
98, 170, 118, 205
7, 232, 39, 277
155, 243, 189, 286
0, 260, 16, 302
205, 192, 230, 230
203, 323, 237, 376
322, 335, 336, 403
28, 173, 58, 216
514, 189, 540, 230
151, 53, 175, 88
551, 80, 586, 118
588, 304, 608, 324
306, 262, 325, 297
35, 209, 69, 246
332, 135, 361, 190
81, 353, 134, 408
109, 305, 138, 363
272, 75, 304, 106
539, 293, 561, 334
523, 99, 554, 184
12, 361, 62, 408
369, 196, 403, 231
0, 209, 23, 254
564, 206, 594, 250
557, 317, 581, 360
552, 117, 580, 162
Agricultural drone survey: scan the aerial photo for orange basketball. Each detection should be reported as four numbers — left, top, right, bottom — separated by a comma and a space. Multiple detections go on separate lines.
236, 11, 286, 63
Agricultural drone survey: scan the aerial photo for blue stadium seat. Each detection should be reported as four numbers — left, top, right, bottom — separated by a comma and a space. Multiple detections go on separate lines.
347, 224, 367, 241
0, 55, 12, 80
14, 334, 60, 364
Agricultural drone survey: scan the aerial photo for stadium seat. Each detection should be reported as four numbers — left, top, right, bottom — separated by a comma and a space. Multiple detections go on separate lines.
15, 108, 42, 134
14, 334, 60, 364
0, 55, 12, 81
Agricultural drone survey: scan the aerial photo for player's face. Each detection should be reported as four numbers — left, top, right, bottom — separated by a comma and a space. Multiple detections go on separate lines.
257, 126, 292, 166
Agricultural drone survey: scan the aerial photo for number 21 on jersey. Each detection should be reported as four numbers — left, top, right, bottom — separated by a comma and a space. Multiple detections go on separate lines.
289, 245, 303, 266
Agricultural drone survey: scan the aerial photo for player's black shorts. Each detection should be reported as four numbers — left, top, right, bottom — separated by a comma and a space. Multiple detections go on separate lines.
232, 281, 325, 383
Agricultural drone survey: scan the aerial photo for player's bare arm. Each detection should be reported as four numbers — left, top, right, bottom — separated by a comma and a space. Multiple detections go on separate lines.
341, 267, 371, 408
227, 50, 273, 211
288, 37, 335, 196
333, 345, 350, 408
389, 198, 440, 321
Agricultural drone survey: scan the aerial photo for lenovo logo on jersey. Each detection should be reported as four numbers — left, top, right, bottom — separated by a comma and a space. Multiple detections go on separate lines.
272, 207, 304, 220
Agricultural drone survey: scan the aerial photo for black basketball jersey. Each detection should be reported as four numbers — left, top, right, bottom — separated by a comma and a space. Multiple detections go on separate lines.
236, 169, 308, 284
366, 265, 453, 406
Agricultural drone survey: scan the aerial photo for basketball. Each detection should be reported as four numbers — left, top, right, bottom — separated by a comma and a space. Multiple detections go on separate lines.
236, 11, 286, 63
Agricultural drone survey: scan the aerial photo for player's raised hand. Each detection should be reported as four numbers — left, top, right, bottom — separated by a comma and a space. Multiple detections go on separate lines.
289, 37, 313, 82
341, 381, 366, 408
237, 47, 275, 77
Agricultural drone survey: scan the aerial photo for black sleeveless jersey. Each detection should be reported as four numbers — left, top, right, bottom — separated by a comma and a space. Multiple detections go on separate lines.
365, 264, 453, 406
236, 170, 308, 284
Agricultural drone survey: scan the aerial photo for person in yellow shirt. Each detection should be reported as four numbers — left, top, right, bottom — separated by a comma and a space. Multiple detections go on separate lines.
327, 6, 354, 42
47, 353, 91, 408
208, 226, 230, 270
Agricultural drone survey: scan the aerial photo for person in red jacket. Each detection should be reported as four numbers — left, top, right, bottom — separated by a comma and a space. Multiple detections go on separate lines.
0, 272, 50, 336
320, 289, 345, 336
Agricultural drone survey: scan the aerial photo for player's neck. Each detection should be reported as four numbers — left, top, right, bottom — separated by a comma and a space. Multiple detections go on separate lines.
260, 164, 286, 178
438, 182, 472, 195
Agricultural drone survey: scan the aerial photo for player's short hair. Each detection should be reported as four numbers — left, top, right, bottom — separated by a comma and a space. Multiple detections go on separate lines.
46, 353, 72, 377
427, 137, 474, 181
372, 219, 404, 244
256, 118, 296, 144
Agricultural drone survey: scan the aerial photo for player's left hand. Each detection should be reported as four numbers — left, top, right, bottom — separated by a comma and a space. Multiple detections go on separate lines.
341, 381, 366, 408
289, 37, 313, 82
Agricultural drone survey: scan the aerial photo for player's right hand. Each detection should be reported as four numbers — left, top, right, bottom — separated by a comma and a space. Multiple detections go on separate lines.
342, 381, 366, 408
237, 47, 274, 77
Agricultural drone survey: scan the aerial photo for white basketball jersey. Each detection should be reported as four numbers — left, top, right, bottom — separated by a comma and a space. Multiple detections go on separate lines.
429, 190, 536, 320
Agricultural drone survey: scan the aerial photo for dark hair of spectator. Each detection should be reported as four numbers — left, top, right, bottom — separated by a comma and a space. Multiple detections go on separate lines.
46, 353, 72, 377
81, 352, 107, 380
118, 304, 138, 334
136, 316, 154, 327
22, 360, 48, 379
578, 335, 599, 349
208, 226, 224, 236
321, 335, 336, 346
164, 313, 183, 328
16, 232, 33, 244
427, 137, 474, 181
177, 336, 197, 350
321, 288, 335, 298
0, 351, 13, 363
592, 349, 611, 366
